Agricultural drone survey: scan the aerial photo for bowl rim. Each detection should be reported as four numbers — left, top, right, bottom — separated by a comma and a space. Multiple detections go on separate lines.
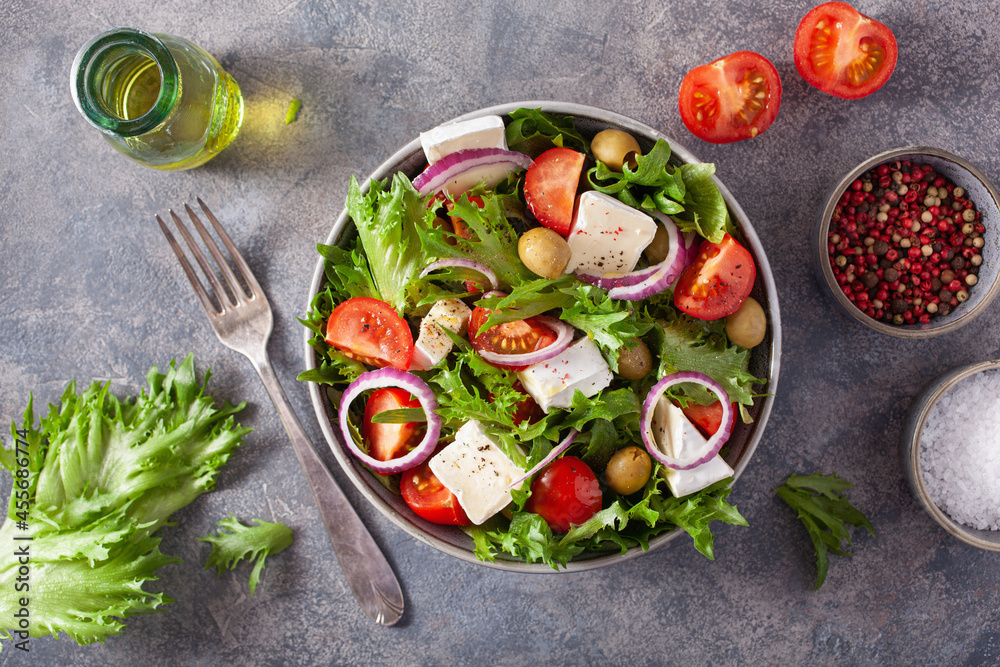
815, 145, 1000, 338
904, 358, 1000, 551
303, 100, 783, 572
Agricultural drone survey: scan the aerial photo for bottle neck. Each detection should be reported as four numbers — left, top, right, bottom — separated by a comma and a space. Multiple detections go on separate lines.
71, 28, 179, 137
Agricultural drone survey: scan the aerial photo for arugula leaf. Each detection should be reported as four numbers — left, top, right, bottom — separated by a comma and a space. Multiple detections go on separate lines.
505, 108, 590, 156
777, 472, 874, 590
199, 516, 294, 596
347, 173, 431, 314
0, 356, 250, 647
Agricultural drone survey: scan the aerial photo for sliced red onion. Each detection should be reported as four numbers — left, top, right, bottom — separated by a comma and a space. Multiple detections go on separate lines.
338, 368, 442, 474
605, 212, 685, 300
640, 371, 734, 470
420, 258, 498, 290
680, 230, 700, 266
476, 315, 574, 368
412, 148, 533, 196
576, 264, 660, 289
507, 429, 578, 490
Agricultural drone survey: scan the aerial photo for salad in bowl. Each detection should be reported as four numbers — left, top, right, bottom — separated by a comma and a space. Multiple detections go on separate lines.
301, 102, 780, 571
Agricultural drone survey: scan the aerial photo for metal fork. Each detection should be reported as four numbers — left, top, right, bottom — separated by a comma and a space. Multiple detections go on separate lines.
156, 198, 403, 626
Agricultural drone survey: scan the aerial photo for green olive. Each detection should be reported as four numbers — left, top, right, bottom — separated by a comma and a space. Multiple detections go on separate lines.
643, 225, 671, 264
725, 297, 767, 348
592, 129, 641, 172
605, 446, 652, 495
518, 227, 572, 279
616, 339, 652, 380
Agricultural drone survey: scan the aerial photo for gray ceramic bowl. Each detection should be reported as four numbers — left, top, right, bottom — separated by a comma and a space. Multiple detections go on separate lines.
900, 359, 1000, 550
815, 147, 1000, 337
303, 101, 782, 572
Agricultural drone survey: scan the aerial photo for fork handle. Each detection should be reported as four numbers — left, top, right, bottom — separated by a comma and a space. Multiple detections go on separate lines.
249, 352, 404, 626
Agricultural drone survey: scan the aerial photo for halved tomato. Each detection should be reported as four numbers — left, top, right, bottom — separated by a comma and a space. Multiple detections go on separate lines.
363, 387, 422, 463
525, 456, 602, 534
674, 234, 756, 320
678, 51, 782, 144
523, 147, 586, 236
325, 297, 414, 370
468, 306, 557, 371
401, 456, 470, 526
793, 2, 897, 99
680, 400, 736, 438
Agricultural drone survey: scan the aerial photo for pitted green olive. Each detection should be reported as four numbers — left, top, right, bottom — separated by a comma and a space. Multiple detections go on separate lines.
592, 129, 641, 172
725, 297, 767, 348
518, 227, 572, 279
605, 446, 652, 495
643, 225, 671, 264
616, 339, 652, 380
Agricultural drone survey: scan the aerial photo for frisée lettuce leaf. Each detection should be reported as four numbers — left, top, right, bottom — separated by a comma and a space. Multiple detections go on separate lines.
0, 356, 250, 648
199, 516, 293, 596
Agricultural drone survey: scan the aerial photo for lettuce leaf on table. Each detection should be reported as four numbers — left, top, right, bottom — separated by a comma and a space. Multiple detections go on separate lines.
199, 516, 293, 596
0, 356, 250, 648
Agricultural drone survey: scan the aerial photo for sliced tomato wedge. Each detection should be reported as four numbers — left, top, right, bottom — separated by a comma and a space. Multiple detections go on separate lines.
680, 400, 737, 438
523, 147, 586, 236
674, 233, 756, 320
794, 2, 897, 99
325, 297, 414, 370
468, 306, 557, 371
678, 51, 782, 144
401, 456, 470, 526
362, 387, 422, 464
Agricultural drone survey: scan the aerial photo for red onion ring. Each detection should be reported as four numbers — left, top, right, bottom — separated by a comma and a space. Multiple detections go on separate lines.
507, 429, 578, 490
606, 212, 687, 300
338, 368, 442, 474
476, 315, 574, 368
640, 371, 734, 470
412, 148, 533, 196
420, 258, 499, 290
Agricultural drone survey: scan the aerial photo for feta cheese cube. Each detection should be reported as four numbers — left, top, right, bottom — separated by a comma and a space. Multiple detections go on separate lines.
428, 420, 524, 524
410, 299, 472, 371
517, 337, 613, 413
648, 397, 734, 497
564, 191, 657, 276
420, 115, 508, 164
662, 455, 734, 498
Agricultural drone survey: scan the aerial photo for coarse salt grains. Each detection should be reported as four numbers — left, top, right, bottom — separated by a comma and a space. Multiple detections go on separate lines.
920, 367, 1000, 530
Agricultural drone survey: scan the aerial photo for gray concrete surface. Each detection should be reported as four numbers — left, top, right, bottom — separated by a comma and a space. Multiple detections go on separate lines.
2, 0, 999, 664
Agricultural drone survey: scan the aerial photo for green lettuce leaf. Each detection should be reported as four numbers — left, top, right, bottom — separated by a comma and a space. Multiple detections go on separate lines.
199, 516, 294, 595
0, 356, 250, 648
347, 173, 432, 314
777, 472, 874, 590
505, 108, 589, 156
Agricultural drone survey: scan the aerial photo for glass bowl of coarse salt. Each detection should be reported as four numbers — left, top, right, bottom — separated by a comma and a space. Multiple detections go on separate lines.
901, 359, 1000, 550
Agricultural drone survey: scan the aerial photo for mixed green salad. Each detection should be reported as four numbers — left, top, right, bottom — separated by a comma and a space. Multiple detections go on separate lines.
301, 108, 767, 569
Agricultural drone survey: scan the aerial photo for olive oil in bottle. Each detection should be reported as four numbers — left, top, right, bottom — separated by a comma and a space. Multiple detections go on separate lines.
71, 28, 243, 170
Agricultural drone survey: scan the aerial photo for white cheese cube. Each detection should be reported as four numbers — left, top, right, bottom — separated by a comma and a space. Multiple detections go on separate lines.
648, 397, 710, 461
420, 115, 508, 164
517, 337, 613, 413
564, 191, 657, 276
648, 397, 734, 497
428, 420, 524, 525
663, 455, 734, 498
410, 299, 472, 371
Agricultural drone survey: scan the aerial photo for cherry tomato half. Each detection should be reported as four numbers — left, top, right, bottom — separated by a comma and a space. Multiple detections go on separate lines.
362, 387, 422, 464
680, 400, 737, 439
468, 306, 558, 371
525, 456, 602, 534
793, 2, 898, 99
678, 51, 782, 144
674, 234, 756, 321
524, 147, 586, 236
325, 297, 414, 370
401, 456, 470, 526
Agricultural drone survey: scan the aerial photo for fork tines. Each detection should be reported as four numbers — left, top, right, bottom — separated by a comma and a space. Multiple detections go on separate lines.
156, 198, 261, 316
